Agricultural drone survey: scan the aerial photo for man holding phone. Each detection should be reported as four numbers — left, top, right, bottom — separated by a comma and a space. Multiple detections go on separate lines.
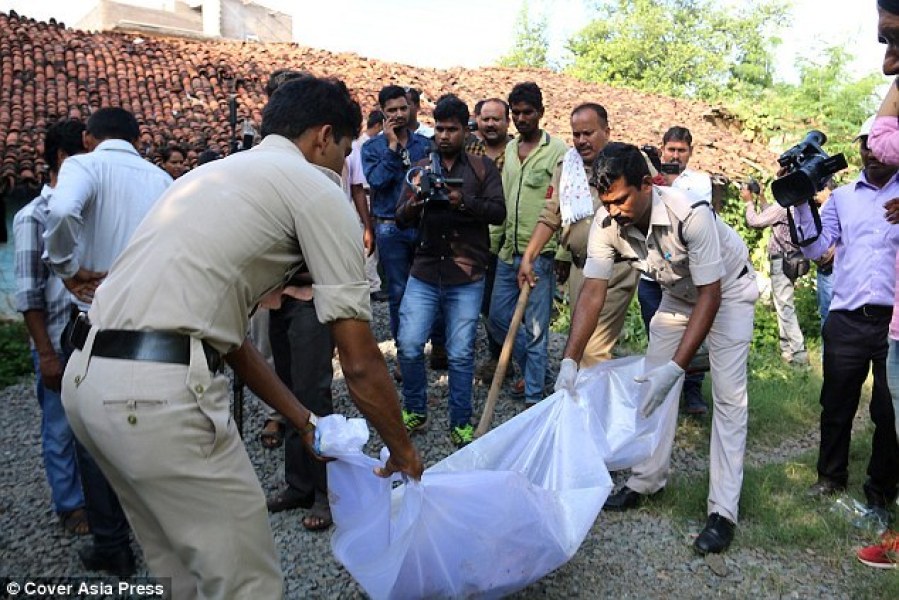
362, 86, 434, 348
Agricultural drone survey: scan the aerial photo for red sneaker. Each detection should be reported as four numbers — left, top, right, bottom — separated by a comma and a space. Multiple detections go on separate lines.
856, 530, 899, 569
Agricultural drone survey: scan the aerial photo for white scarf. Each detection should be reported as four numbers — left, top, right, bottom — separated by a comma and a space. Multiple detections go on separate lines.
559, 147, 594, 227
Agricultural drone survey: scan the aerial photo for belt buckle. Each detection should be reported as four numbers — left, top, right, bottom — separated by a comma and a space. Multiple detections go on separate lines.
862, 305, 873, 318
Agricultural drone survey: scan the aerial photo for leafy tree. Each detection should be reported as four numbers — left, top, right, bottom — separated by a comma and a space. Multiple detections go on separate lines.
499, 1, 549, 69
565, 0, 788, 99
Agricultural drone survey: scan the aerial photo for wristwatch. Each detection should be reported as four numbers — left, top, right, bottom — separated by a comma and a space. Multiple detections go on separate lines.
303, 412, 318, 434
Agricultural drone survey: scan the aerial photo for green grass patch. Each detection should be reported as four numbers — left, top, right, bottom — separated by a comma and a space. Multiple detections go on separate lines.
650, 425, 899, 596
0, 319, 33, 387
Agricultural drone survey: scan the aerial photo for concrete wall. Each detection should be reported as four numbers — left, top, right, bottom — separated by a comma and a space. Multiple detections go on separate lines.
220, 0, 291, 42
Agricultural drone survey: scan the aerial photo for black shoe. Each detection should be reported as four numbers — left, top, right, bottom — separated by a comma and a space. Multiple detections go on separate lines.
266, 487, 315, 513
78, 544, 136, 577
604, 486, 645, 512
682, 385, 707, 416
693, 513, 735, 555
430, 344, 448, 370
806, 478, 846, 498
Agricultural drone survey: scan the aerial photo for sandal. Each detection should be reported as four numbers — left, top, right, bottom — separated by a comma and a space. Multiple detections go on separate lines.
259, 418, 285, 450
59, 508, 90, 536
302, 497, 333, 532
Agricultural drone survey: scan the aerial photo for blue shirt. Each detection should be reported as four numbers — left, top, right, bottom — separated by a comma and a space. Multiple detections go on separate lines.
361, 131, 431, 218
794, 170, 899, 311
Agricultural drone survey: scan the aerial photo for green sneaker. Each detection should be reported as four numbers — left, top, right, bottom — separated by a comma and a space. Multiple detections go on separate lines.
402, 410, 428, 434
450, 423, 474, 448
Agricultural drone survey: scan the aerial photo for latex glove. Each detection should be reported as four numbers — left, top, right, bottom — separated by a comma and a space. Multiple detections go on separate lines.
634, 360, 685, 418
554, 358, 579, 395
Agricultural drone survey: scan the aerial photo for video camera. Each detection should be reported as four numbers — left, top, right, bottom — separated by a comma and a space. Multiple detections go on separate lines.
771, 130, 847, 208
407, 152, 464, 204
640, 145, 681, 175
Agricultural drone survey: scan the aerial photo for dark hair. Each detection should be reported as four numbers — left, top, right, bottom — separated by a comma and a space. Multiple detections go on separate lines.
662, 126, 693, 147
86, 107, 140, 142
44, 119, 86, 173
405, 86, 421, 105
508, 82, 543, 111
366, 110, 384, 129
196, 149, 222, 165
378, 85, 408, 107
433, 94, 469, 127
262, 76, 362, 143
160, 145, 186, 162
265, 69, 310, 98
473, 99, 486, 117
480, 98, 510, 119
571, 102, 609, 126
592, 142, 651, 194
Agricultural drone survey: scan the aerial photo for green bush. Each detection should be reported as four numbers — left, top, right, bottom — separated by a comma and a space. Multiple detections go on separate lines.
0, 319, 33, 387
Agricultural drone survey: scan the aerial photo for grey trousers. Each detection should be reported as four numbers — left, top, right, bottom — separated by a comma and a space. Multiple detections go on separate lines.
769, 257, 807, 361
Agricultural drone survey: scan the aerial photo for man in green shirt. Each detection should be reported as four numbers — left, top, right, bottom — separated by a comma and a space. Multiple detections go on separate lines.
487, 82, 567, 404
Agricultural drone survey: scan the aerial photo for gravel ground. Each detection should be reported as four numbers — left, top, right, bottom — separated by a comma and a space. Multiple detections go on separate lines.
0, 301, 891, 598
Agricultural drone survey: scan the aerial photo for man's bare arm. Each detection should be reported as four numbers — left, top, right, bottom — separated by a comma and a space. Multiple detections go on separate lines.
671, 281, 721, 369
331, 318, 423, 479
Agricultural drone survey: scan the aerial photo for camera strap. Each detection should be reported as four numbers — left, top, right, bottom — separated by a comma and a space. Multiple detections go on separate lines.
786, 202, 821, 247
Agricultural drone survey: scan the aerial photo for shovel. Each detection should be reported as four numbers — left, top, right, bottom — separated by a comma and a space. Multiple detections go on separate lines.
475, 283, 531, 437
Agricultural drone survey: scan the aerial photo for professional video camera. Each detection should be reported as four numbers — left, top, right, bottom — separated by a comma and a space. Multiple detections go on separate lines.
639, 145, 682, 175
406, 152, 464, 204
771, 130, 847, 208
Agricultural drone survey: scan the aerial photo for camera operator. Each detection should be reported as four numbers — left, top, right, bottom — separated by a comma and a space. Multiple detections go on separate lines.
638, 126, 710, 415
791, 118, 899, 526
395, 94, 505, 447
742, 182, 810, 366
558, 142, 758, 555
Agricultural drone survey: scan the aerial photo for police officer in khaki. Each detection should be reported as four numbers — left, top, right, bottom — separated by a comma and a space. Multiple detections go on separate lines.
518, 103, 639, 366
554, 142, 758, 555
61, 77, 424, 599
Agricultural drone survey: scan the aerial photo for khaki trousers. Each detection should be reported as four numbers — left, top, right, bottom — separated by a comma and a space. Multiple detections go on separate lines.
626, 271, 758, 523
62, 328, 283, 600
569, 261, 639, 367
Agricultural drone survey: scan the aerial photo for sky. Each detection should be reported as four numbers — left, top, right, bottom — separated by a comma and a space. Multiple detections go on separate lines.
0, 0, 890, 86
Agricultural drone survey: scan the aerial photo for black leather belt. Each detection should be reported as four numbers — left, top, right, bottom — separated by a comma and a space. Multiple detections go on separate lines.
845, 305, 893, 319
70, 314, 224, 373
374, 217, 396, 224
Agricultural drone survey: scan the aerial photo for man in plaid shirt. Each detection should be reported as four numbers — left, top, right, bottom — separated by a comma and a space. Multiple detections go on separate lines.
14, 119, 88, 536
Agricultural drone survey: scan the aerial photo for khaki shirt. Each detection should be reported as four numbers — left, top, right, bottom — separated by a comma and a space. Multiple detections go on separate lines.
584, 185, 749, 304
536, 160, 609, 268
89, 135, 370, 354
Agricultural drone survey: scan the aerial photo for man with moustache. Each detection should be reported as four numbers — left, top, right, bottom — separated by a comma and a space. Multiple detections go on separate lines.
488, 82, 567, 405
558, 142, 759, 554
795, 117, 899, 529
518, 103, 639, 368
394, 94, 505, 445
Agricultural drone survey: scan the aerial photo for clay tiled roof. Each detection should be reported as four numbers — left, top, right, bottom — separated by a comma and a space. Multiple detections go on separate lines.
0, 10, 774, 193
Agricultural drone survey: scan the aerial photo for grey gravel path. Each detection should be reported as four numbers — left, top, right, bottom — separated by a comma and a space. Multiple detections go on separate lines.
0, 302, 891, 598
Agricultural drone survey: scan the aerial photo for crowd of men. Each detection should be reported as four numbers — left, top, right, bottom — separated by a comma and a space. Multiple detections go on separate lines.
11, 8, 899, 591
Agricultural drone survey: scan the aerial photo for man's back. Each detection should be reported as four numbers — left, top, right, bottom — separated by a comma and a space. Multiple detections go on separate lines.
44, 139, 172, 279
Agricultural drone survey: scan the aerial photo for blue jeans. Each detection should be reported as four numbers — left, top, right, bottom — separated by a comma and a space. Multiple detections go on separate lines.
397, 276, 485, 427
488, 255, 554, 404
817, 269, 834, 332
375, 221, 444, 344
32, 350, 84, 514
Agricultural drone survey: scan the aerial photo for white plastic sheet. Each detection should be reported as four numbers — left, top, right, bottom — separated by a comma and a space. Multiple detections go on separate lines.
323, 356, 681, 599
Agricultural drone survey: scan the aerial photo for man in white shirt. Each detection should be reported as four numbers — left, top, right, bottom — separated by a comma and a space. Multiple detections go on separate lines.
637, 126, 711, 415
44, 106, 173, 575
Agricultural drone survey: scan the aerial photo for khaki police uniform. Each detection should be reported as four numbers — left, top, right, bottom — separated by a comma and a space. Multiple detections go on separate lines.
62, 135, 370, 599
584, 185, 759, 523
537, 160, 639, 367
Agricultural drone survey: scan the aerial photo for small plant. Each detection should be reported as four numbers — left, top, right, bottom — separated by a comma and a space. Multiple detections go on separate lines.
0, 319, 33, 387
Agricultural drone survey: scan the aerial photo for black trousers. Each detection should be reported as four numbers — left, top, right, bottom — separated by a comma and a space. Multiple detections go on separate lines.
818, 309, 899, 505
269, 297, 334, 500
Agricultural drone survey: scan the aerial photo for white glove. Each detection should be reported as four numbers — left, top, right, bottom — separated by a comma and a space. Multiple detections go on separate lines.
554, 358, 579, 395
634, 360, 685, 418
